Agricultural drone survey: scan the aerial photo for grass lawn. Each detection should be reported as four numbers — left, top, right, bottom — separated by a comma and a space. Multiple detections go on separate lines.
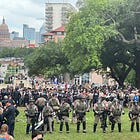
14, 107, 139, 140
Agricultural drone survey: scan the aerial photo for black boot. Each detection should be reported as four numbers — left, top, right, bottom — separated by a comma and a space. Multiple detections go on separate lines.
26, 124, 30, 134
118, 123, 121, 132
60, 122, 63, 133
102, 125, 106, 133
82, 121, 86, 133
93, 123, 97, 133
65, 122, 69, 133
111, 123, 115, 132
131, 122, 134, 132
52, 121, 54, 131
77, 122, 80, 133
136, 123, 139, 132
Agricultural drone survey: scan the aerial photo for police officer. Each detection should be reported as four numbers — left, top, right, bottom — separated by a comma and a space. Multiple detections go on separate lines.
59, 98, 71, 133
109, 98, 122, 132
49, 93, 60, 123
129, 101, 140, 132
75, 94, 87, 133
35, 95, 47, 121
42, 102, 54, 133
2, 100, 19, 137
25, 98, 38, 134
93, 98, 106, 133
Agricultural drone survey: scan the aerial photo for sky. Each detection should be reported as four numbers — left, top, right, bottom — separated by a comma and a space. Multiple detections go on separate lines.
0, 0, 77, 37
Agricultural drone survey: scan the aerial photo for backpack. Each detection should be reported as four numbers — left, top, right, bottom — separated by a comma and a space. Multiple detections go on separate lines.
27, 105, 36, 117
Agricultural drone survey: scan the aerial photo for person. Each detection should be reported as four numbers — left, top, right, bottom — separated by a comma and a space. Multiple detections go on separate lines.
42, 102, 54, 133
0, 102, 3, 128
35, 95, 47, 121
59, 98, 71, 133
109, 98, 122, 132
129, 101, 140, 132
0, 124, 14, 140
93, 98, 106, 133
32, 130, 43, 140
49, 93, 60, 123
2, 100, 19, 137
25, 98, 38, 134
75, 94, 87, 133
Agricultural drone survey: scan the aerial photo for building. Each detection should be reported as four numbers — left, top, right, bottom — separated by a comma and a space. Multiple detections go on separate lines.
10, 31, 19, 40
39, 23, 46, 43
43, 26, 65, 43
0, 17, 27, 48
23, 24, 36, 47
23, 24, 35, 41
45, 2, 76, 33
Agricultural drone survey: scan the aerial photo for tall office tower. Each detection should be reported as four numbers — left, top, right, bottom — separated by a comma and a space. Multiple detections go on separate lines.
23, 24, 35, 41
45, 2, 76, 32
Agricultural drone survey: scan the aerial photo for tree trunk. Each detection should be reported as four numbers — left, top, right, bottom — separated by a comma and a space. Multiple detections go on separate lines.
135, 64, 140, 88
135, 51, 140, 88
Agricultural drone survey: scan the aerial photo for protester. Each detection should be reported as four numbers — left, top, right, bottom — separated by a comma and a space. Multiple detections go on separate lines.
0, 124, 15, 140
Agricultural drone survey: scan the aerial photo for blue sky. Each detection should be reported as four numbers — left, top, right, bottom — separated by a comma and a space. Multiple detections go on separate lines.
0, 0, 77, 36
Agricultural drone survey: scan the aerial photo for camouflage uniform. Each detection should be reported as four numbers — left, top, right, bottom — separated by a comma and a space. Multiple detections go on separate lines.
49, 95, 60, 123
129, 101, 140, 132
75, 95, 87, 133
93, 99, 106, 133
25, 99, 38, 134
71, 99, 79, 123
42, 104, 54, 133
35, 97, 47, 121
109, 98, 122, 132
59, 99, 71, 133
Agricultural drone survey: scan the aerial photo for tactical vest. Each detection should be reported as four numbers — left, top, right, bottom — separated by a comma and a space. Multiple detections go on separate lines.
96, 103, 104, 113
60, 103, 69, 113
131, 106, 139, 115
113, 104, 121, 116
77, 102, 86, 112
27, 105, 36, 117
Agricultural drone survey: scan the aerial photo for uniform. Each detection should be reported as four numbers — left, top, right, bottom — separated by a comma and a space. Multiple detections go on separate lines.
93, 99, 106, 133
129, 101, 140, 132
109, 98, 122, 132
35, 97, 47, 121
59, 98, 71, 133
75, 95, 87, 133
71, 99, 79, 123
2, 100, 19, 137
42, 104, 54, 133
25, 99, 38, 134
49, 95, 60, 123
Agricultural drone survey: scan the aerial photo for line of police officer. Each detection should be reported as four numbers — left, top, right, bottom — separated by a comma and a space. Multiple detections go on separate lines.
24, 88, 140, 134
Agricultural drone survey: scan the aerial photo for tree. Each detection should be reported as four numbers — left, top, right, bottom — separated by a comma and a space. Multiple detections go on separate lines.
63, 0, 116, 76
25, 42, 69, 78
100, 0, 140, 88
100, 39, 132, 87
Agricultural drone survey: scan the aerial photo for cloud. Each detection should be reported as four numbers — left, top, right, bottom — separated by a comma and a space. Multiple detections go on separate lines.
0, 0, 77, 37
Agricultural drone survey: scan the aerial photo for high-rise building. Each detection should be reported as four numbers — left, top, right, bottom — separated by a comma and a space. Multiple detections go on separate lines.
23, 24, 36, 47
45, 2, 76, 32
23, 24, 35, 41
39, 23, 46, 43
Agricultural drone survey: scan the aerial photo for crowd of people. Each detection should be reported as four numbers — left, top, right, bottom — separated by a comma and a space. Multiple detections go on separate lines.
0, 82, 140, 139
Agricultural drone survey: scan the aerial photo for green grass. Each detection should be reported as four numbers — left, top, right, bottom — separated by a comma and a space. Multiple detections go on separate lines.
14, 108, 140, 140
